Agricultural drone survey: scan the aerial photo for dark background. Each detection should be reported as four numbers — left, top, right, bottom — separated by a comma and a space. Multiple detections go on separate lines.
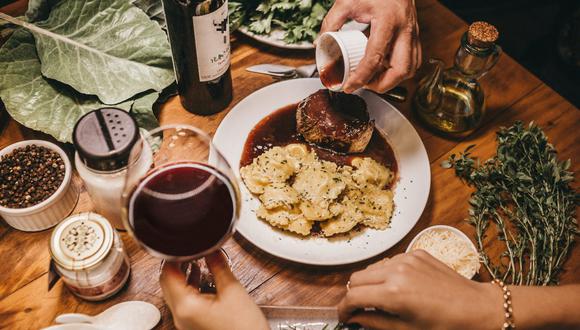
441, 0, 579, 107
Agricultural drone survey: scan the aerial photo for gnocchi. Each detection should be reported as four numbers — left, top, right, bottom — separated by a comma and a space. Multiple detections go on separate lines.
240, 144, 395, 237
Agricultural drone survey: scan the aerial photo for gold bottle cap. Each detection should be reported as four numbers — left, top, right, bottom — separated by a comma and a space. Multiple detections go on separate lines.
468, 21, 499, 48
50, 212, 113, 271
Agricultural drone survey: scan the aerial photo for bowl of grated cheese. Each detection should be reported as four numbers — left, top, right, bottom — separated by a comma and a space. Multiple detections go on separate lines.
406, 225, 480, 279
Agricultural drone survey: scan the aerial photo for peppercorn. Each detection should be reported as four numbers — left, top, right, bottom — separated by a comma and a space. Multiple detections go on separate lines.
0, 144, 65, 208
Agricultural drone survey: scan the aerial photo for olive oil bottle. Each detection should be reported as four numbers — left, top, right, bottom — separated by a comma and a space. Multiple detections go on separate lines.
414, 22, 501, 136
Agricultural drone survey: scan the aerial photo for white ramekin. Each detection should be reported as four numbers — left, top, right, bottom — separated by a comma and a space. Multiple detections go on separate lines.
406, 225, 480, 279
0, 140, 79, 231
315, 30, 367, 91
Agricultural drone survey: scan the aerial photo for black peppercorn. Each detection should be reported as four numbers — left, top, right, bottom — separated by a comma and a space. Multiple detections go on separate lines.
0, 145, 65, 208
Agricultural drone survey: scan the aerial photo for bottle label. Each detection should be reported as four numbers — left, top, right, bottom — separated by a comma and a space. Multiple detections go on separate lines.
192, 1, 230, 82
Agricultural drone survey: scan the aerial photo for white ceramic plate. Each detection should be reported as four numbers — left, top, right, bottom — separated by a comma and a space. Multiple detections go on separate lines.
237, 21, 368, 50
213, 78, 430, 265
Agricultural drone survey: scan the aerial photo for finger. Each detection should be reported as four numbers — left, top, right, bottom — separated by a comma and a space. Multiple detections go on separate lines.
365, 259, 389, 271
409, 37, 418, 78
349, 254, 412, 288
366, 253, 407, 271
349, 268, 388, 288
159, 262, 201, 310
347, 311, 413, 330
318, 1, 350, 37
365, 29, 413, 93
205, 250, 240, 293
414, 23, 422, 71
344, 21, 396, 93
185, 262, 201, 288
338, 285, 404, 321
405, 249, 449, 272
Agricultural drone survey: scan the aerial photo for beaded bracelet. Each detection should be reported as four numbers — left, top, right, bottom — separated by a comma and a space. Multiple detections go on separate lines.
492, 279, 516, 330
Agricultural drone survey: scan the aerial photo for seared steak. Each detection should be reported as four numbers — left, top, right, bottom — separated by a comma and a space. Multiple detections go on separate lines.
296, 89, 374, 153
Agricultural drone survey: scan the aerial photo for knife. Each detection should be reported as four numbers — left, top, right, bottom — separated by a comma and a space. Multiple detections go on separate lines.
260, 305, 364, 329
246, 64, 299, 77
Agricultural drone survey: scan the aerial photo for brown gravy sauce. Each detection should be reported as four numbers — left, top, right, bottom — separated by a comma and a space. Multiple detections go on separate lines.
319, 56, 345, 88
240, 103, 398, 177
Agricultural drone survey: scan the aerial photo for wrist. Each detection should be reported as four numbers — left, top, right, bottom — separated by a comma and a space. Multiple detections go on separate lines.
476, 282, 505, 330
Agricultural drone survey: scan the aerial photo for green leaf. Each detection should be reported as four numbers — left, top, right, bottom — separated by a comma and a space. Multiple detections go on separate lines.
240, 0, 334, 43
131, 90, 160, 131
229, 2, 246, 31
131, 0, 166, 29
0, 29, 133, 142
440, 160, 452, 169
30, 0, 174, 104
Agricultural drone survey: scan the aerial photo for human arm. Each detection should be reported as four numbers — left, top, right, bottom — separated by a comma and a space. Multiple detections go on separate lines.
159, 251, 269, 330
338, 250, 580, 330
319, 0, 421, 94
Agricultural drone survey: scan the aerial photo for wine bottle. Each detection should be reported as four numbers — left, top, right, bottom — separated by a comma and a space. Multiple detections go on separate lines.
162, 0, 233, 115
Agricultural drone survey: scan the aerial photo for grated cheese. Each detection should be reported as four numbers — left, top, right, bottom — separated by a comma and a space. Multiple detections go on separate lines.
411, 228, 480, 278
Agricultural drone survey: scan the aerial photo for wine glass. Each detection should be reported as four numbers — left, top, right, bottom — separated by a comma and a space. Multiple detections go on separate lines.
121, 124, 240, 290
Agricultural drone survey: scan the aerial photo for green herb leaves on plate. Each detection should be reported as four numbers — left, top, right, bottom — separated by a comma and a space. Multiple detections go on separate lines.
446, 121, 578, 285
230, 0, 334, 44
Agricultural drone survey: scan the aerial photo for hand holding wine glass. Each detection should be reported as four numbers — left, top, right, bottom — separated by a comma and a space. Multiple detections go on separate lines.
122, 124, 240, 290
159, 250, 269, 330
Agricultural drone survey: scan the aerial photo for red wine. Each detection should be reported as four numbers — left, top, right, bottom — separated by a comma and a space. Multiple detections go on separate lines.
162, 0, 233, 115
129, 163, 236, 257
320, 56, 345, 88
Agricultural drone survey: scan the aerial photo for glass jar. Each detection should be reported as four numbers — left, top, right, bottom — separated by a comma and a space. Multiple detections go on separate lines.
413, 21, 502, 136
50, 212, 131, 301
73, 108, 152, 229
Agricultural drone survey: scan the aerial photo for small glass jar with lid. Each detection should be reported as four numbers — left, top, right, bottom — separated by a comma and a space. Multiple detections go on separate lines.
73, 108, 153, 230
413, 21, 502, 136
49, 212, 131, 301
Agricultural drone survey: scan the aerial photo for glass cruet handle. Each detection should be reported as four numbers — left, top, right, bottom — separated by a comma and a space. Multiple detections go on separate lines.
415, 58, 445, 111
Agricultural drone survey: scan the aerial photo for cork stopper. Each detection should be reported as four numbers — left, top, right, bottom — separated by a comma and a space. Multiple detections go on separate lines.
468, 21, 499, 48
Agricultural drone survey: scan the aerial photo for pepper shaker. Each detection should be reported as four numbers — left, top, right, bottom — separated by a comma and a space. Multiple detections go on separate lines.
73, 108, 152, 229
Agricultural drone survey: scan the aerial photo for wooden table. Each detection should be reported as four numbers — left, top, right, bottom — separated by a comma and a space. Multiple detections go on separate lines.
1, 0, 578, 328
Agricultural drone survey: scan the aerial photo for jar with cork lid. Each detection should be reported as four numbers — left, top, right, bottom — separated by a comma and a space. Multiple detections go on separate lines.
413, 21, 502, 136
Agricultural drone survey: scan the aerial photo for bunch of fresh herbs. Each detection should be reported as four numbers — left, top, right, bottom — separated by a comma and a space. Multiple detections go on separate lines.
229, 0, 334, 44
0, 0, 174, 142
443, 121, 578, 285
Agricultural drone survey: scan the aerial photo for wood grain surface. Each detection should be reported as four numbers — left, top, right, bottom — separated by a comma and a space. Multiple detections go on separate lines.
0, 0, 578, 329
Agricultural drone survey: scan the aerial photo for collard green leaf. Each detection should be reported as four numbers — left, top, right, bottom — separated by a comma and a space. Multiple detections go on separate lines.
31, 0, 174, 104
131, 0, 166, 29
131, 90, 160, 131
0, 29, 133, 142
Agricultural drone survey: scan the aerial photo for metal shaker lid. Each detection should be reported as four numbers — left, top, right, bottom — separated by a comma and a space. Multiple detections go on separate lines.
73, 108, 139, 172
50, 212, 114, 271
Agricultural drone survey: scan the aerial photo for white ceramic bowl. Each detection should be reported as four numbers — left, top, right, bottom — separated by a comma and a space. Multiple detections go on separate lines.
406, 225, 480, 278
315, 30, 367, 91
0, 140, 79, 231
